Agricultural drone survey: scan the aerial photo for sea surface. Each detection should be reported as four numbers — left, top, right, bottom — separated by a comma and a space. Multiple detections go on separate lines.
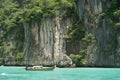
0, 66, 120, 80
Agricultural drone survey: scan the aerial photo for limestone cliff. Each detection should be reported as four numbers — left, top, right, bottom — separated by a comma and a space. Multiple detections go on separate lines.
0, 0, 119, 67
71, 0, 119, 67
24, 16, 73, 66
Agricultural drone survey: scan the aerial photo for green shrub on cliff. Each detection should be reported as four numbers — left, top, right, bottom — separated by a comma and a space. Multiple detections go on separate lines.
69, 54, 82, 66
107, 0, 120, 32
16, 52, 24, 60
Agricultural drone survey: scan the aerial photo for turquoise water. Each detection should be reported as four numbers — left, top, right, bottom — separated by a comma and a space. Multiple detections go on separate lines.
0, 67, 120, 80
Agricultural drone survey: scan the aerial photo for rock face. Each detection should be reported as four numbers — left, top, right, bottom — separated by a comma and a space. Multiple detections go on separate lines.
116, 33, 120, 66
0, 0, 119, 67
24, 15, 73, 66
72, 0, 119, 67
0, 27, 24, 65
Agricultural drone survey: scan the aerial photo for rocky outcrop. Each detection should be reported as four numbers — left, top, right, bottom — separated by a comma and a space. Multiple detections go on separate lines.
74, 0, 118, 67
24, 15, 73, 66
19, 0, 120, 67
0, 27, 24, 65
0, 0, 119, 67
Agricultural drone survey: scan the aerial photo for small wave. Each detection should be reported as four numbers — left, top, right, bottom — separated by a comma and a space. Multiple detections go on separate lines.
0, 73, 8, 76
0, 73, 26, 77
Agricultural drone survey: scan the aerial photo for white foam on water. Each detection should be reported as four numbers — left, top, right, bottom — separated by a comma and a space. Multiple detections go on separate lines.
0, 73, 8, 76
0, 72, 26, 77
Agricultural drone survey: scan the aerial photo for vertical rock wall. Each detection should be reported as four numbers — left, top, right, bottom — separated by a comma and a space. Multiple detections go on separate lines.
24, 16, 73, 66
77, 0, 118, 67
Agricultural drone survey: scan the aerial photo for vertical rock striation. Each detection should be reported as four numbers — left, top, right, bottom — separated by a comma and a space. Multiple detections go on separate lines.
24, 15, 73, 66
77, 0, 118, 67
